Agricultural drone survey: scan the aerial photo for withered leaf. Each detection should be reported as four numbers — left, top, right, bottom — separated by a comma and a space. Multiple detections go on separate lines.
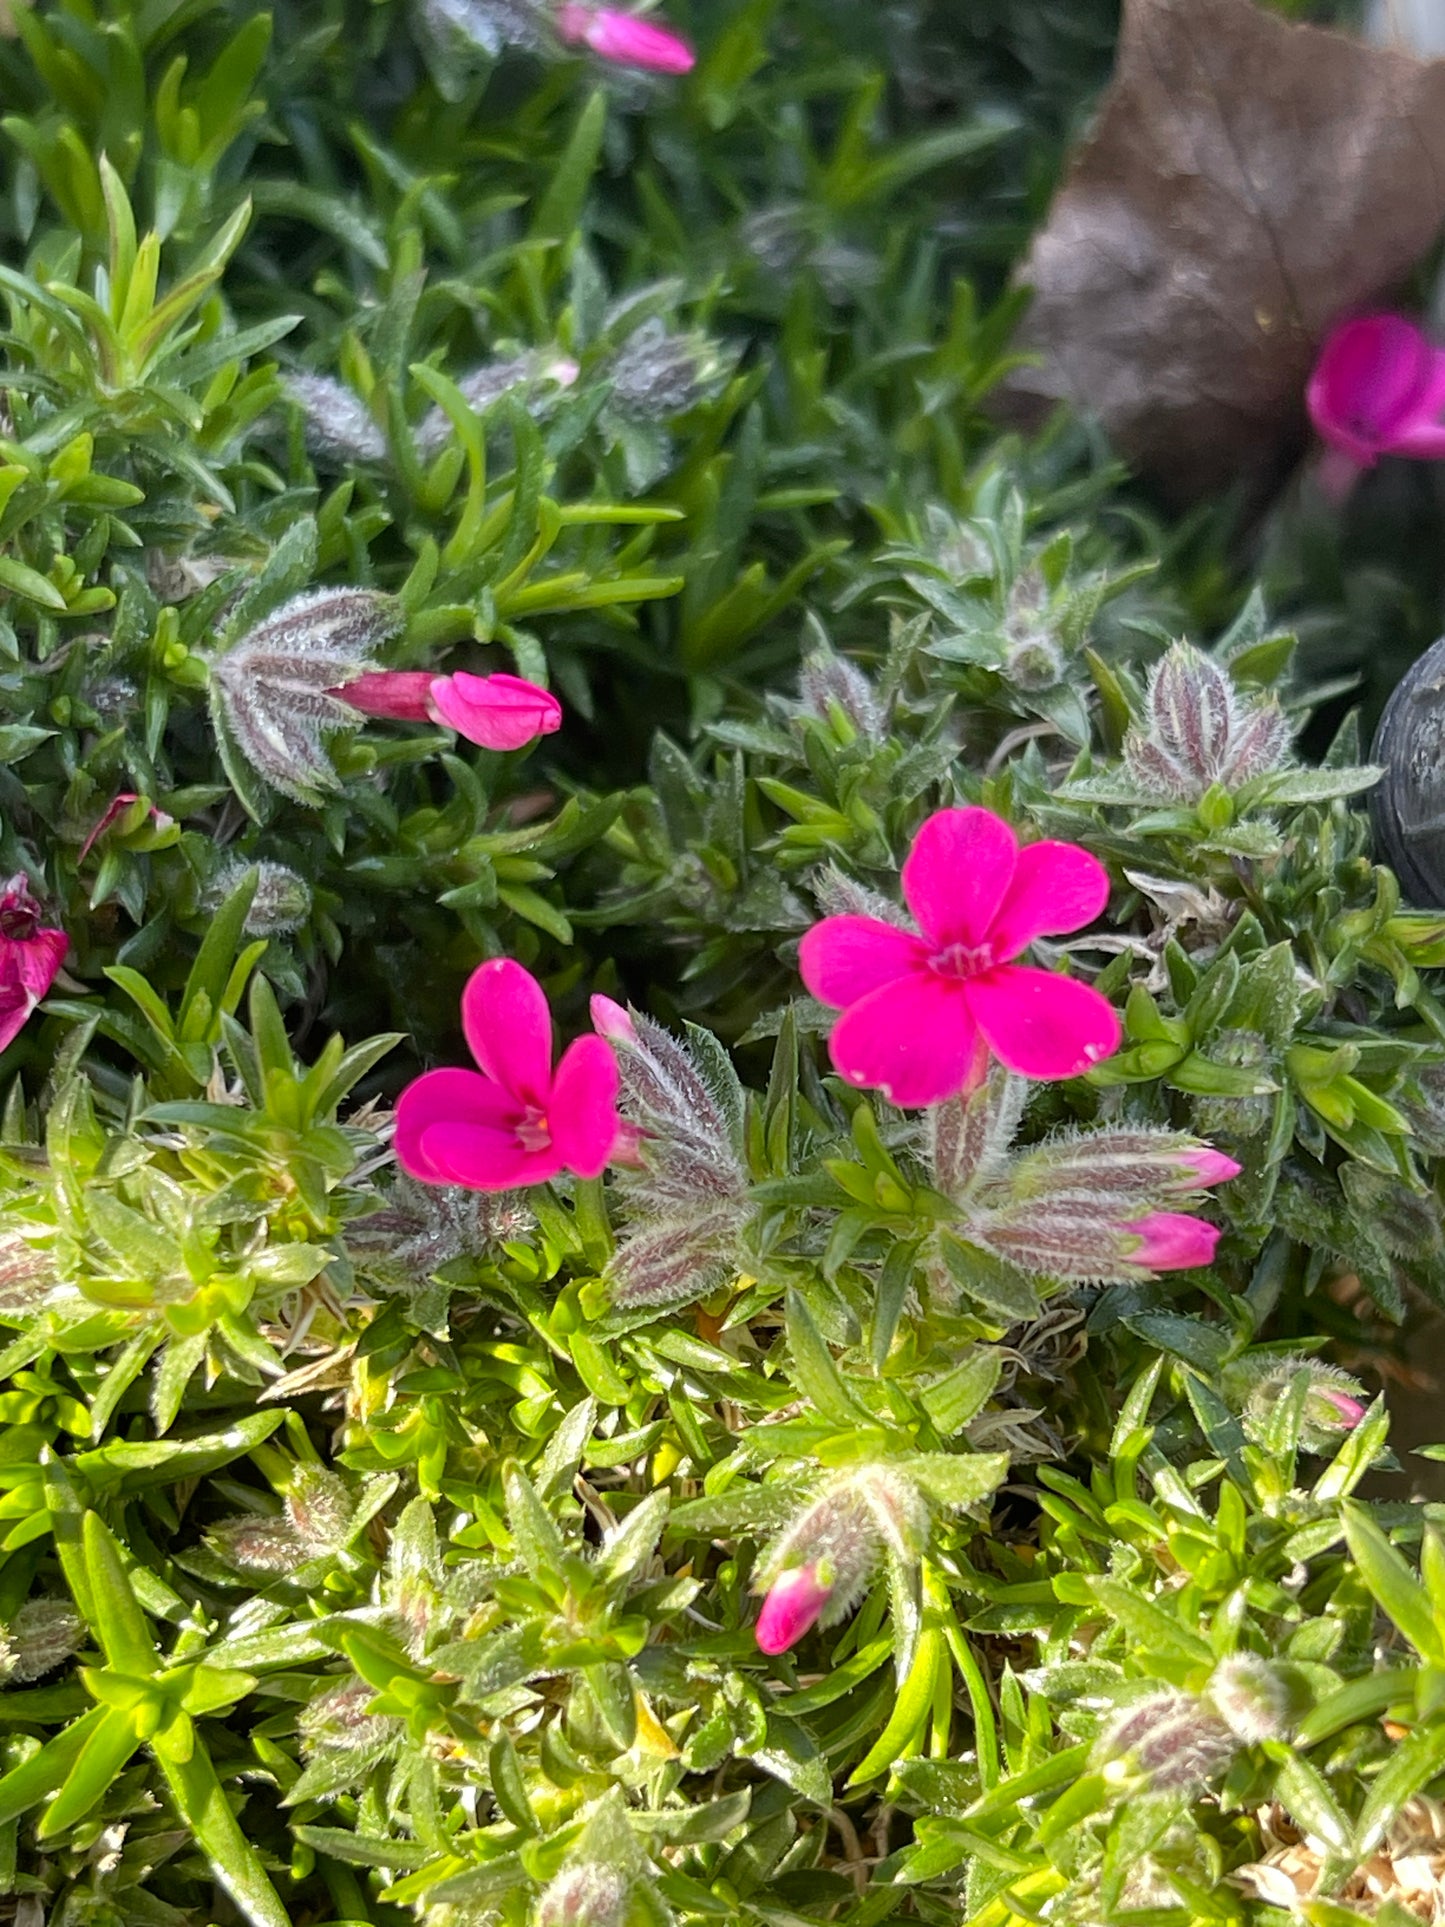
1008, 0, 1445, 503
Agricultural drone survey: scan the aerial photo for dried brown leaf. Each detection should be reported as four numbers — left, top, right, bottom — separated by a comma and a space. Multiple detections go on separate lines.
1008, 0, 1445, 502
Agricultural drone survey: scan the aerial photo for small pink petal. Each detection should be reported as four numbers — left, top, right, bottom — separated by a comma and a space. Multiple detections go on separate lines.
394, 1067, 524, 1186
460, 959, 555, 1106
547, 1034, 622, 1179
827, 970, 981, 1109
798, 916, 926, 1010
986, 839, 1111, 962
901, 808, 1017, 951
1316, 1387, 1367, 1428
334, 672, 435, 722
756, 1564, 831, 1655
428, 672, 562, 752
590, 994, 637, 1044
964, 964, 1121, 1082
1124, 1211, 1221, 1272
557, 3, 696, 72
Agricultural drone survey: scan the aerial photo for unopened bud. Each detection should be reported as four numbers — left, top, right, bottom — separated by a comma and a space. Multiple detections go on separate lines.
349, 1175, 534, 1284
1208, 1653, 1302, 1744
416, 354, 579, 456
796, 648, 883, 740
419, 0, 550, 59
1241, 1361, 1370, 1453
589, 994, 637, 1044
535, 1863, 629, 1927
210, 587, 404, 802
0, 1599, 83, 1683
755, 1466, 926, 1651
285, 1465, 354, 1554
1124, 643, 1290, 802
1121, 1212, 1221, 1272
1095, 1691, 1236, 1793
283, 374, 386, 464
607, 320, 721, 420
206, 859, 313, 936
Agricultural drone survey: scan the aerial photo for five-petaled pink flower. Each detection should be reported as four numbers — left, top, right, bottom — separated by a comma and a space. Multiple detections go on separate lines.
755, 1564, 830, 1655
1307, 314, 1445, 495
799, 807, 1120, 1108
395, 959, 621, 1191
556, 4, 695, 72
332, 671, 562, 752
0, 875, 67, 1055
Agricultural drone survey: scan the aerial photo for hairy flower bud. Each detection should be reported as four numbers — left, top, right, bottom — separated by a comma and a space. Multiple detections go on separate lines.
597, 1003, 752, 1309
0, 1231, 60, 1314
754, 1466, 928, 1652
1123, 643, 1291, 802
283, 374, 386, 463
1004, 1128, 1239, 1207
415, 354, 579, 456
1208, 1653, 1303, 1744
607, 320, 721, 419
350, 1174, 534, 1286
796, 647, 883, 740
1241, 1360, 1370, 1453
209, 588, 405, 801
534, 1862, 630, 1927
1095, 1691, 1236, 1794
419, 0, 551, 58
206, 859, 313, 936
0, 1599, 84, 1684
969, 1198, 1220, 1282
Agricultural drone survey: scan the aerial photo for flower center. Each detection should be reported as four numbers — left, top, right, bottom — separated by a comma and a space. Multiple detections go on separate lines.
930, 940, 994, 980
514, 1105, 552, 1153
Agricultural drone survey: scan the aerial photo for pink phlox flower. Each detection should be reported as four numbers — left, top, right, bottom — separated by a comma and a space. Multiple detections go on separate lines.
395, 958, 620, 1191
1122, 1212, 1220, 1272
799, 806, 1121, 1109
335, 670, 562, 752
1307, 314, 1445, 485
556, 3, 695, 72
0, 874, 67, 1055
755, 1562, 831, 1655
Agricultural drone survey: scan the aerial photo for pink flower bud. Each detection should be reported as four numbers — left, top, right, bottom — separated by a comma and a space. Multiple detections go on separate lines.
756, 1563, 831, 1655
1123, 1212, 1221, 1272
590, 994, 638, 1045
556, 3, 695, 72
1176, 1147, 1242, 1187
1316, 1387, 1366, 1429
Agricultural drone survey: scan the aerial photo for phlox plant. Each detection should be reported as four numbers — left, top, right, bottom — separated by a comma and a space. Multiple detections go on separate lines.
0, 5, 1443, 1927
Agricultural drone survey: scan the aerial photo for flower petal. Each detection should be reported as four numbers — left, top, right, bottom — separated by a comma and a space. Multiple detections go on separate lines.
460, 958, 555, 1104
798, 916, 926, 1010
429, 673, 562, 751
966, 965, 1121, 1081
900, 807, 1016, 950
827, 971, 982, 1108
548, 1035, 622, 1178
987, 840, 1111, 960
0, 931, 67, 1053
394, 1068, 530, 1187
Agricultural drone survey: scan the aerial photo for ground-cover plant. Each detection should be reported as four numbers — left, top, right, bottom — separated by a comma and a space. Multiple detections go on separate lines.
5, 3, 1445, 1926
